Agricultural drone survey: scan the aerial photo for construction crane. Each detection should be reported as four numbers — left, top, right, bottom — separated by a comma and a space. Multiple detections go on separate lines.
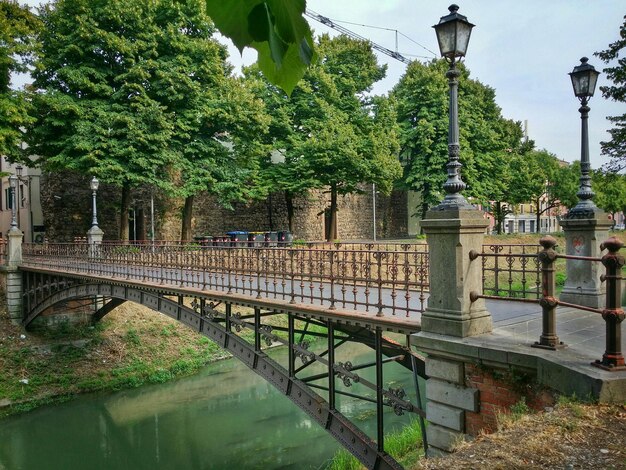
304, 9, 412, 65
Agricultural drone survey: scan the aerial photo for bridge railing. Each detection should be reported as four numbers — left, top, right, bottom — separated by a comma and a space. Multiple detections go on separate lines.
21, 241, 429, 318
471, 236, 625, 371
477, 243, 543, 299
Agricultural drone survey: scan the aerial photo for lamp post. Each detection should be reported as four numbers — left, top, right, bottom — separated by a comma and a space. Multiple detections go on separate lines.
9, 174, 18, 231
567, 57, 600, 218
90, 176, 100, 228
432, 4, 474, 209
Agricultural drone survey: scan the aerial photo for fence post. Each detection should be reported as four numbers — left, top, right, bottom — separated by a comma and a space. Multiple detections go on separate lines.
87, 224, 104, 259
419, 208, 491, 337
559, 215, 612, 308
533, 235, 564, 350
594, 237, 625, 370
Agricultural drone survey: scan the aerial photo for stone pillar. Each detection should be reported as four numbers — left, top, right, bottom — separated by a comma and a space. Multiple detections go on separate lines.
420, 208, 492, 337
87, 225, 104, 259
423, 357, 478, 456
559, 214, 613, 308
6, 228, 23, 323
7, 228, 22, 266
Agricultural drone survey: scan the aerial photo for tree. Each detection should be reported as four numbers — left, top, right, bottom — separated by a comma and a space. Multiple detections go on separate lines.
29, 0, 179, 239
592, 170, 626, 222
511, 151, 578, 232
132, 1, 270, 241
28, 0, 267, 241
247, 34, 401, 239
392, 60, 524, 221
0, 0, 40, 159
595, 15, 626, 172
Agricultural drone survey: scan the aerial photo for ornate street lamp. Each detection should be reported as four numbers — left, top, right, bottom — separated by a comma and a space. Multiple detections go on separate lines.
9, 174, 18, 230
90, 176, 100, 228
567, 57, 601, 218
432, 4, 474, 209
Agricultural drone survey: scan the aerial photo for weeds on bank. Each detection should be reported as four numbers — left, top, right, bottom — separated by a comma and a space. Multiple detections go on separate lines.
326, 419, 425, 470
0, 304, 229, 419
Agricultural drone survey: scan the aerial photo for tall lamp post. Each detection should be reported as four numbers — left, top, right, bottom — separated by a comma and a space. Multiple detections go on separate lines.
567, 57, 600, 218
87, 176, 104, 258
432, 4, 474, 209
90, 176, 100, 228
560, 57, 611, 309
9, 175, 18, 231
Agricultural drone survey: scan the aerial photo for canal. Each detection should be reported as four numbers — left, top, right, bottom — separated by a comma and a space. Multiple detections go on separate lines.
0, 342, 423, 469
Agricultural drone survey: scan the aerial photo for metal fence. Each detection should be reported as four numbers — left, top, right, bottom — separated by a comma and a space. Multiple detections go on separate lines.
473, 243, 543, 300
21, 241, 429, 318
471, 236, 625, 371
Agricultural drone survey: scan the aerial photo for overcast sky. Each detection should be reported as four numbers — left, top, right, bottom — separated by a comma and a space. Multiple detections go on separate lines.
19, 0, 625, 169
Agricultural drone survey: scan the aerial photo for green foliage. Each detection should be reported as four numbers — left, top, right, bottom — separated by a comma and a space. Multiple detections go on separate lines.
0, 0, 40, 159
28, 0, 270, 241
510, 397, 531, 419
248, 34, 401, 238
205, 0, 315, 96
148, 369, 173, 384
392, 60, 525, 221
595, 15, 626, 172
124, 328, 141, 346
112, 246, 141, 255
592, 170, 626, 217
328, 419, 424, 469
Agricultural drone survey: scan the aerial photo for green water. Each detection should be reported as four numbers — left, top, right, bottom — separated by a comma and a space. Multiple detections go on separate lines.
0, 344, 422, 470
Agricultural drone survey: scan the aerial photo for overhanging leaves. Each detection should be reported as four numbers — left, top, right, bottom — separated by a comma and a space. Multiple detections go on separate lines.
205, 0, 315, 95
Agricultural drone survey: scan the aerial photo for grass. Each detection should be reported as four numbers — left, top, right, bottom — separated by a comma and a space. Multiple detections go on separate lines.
0, 301, 229, 419
0, 296, 330, 420
327, 419, 425, 469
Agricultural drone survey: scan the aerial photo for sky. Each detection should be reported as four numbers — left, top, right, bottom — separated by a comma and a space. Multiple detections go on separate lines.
18, 0, 625, 169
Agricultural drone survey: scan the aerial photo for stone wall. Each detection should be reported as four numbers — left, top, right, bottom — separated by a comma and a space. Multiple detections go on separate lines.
41, 171, 409, 242
424, 356, 555, 455
191, 187, 408, 241
41, 171, 120, 241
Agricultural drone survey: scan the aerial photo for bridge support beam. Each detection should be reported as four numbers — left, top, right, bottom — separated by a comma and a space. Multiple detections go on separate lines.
559, 215, 613, 308
420, 208, 492, 337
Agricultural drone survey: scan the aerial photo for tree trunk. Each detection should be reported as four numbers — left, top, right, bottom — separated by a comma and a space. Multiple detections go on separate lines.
535, 198, 541, 233
495, 201, 503, 235
285, 191, 294, 233
181, 195, 194, 242
119, 184, 131, 242
328, 185, 338, 242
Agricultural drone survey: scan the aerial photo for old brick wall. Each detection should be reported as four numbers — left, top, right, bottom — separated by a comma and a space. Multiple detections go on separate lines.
464, 363, 555, 435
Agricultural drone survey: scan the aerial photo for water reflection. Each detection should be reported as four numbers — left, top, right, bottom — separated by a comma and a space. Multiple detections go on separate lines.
0, 343, 421, 470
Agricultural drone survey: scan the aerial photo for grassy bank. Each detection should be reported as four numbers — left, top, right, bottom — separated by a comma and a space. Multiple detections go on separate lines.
0, 301, 230, 418
327, 419, 425, 469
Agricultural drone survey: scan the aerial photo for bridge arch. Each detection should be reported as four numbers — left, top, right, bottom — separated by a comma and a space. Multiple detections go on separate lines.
21, 279, 425, 470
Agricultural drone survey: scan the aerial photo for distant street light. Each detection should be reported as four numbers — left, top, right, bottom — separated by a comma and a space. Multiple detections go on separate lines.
567, 57, 601, 218
432, 4, 475, 209
9, 174, 18, 230
90, 176, 100, 228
